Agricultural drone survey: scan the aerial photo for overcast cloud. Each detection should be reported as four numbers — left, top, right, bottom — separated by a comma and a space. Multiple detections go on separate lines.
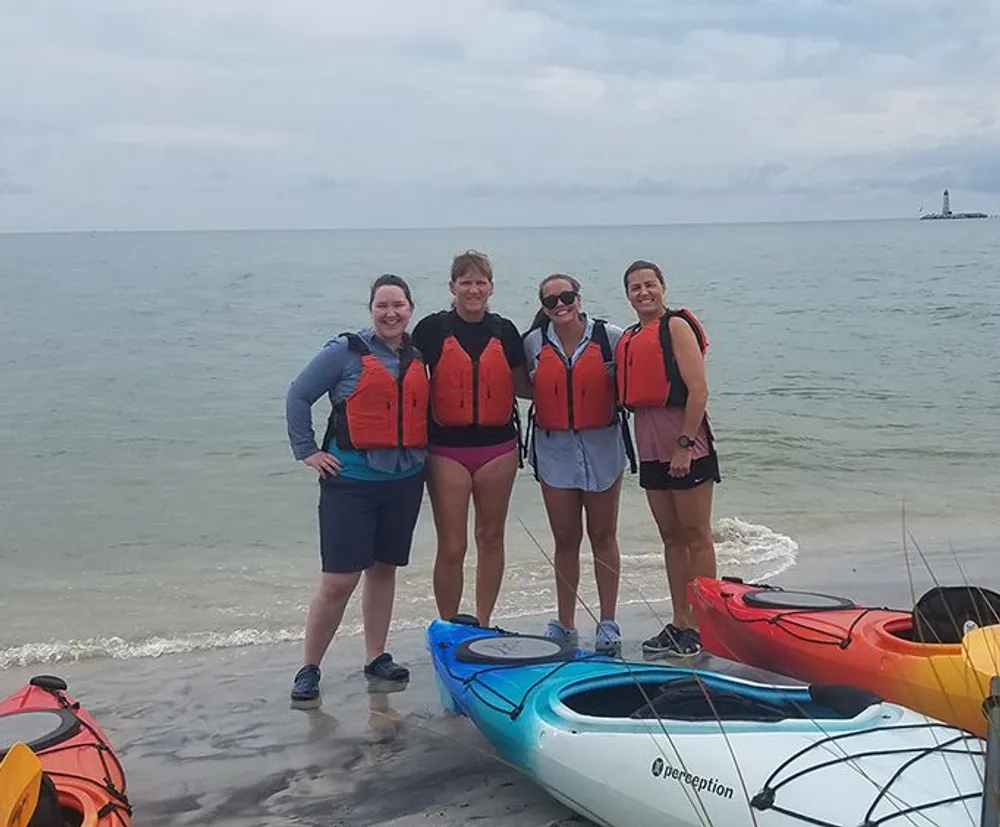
1, 0, 998, 231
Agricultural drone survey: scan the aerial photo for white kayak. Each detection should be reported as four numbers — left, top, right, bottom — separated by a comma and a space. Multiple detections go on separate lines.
427, 617, 989, 827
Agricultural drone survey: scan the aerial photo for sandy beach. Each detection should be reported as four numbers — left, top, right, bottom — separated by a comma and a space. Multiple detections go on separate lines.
3, 536, 997, 826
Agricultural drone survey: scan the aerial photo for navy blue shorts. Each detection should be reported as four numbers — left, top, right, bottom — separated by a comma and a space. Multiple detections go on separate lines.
317, 471, 426, 573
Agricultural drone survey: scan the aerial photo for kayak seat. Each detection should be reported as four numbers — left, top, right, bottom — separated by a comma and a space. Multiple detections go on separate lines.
28, 772, 67, 827
626, 677, 883, 722
629, 676, 794, 722
912, 585, 1000, 644
808, 683, 882, 718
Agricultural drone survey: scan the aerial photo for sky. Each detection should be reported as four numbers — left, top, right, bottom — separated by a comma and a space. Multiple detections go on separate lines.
1, 0, 998, 232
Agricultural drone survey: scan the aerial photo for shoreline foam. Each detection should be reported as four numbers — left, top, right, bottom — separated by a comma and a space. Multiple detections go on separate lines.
7, 516, 997, 672
2, 514, 801, 669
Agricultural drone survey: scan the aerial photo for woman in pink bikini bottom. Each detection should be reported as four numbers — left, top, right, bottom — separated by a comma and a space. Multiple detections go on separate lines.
427, 439, 519, 475
410, 250, 533, 628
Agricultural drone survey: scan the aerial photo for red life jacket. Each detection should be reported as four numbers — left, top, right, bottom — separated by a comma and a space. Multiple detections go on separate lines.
532, 320, 616, 431
430, 315, 514, 428
324, 333, 430, 450
614, 308, 708, 410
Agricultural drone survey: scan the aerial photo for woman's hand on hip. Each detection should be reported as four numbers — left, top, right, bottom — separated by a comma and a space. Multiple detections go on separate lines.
303, 451, 342, 478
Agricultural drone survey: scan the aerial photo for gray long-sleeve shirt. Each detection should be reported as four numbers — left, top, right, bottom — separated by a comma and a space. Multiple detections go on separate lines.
285, 327, 427, 479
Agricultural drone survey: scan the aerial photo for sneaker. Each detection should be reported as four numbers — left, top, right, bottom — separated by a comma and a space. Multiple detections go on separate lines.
595, 619, 622, 656
545, 619, 579, 648
681, 627, 703, 655
364, 652, 410, 683
291, 664, 321, 708
641, 624, 702, 658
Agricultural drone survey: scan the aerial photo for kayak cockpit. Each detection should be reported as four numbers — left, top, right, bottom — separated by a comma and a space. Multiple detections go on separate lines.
875, 585, 1000, 653
558, 674, 883, 722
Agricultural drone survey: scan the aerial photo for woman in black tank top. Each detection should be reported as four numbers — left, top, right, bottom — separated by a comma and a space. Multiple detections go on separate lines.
411, 250, 532, 627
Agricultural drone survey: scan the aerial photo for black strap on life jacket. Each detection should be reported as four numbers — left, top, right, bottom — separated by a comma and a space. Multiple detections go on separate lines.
591, 318, 613, 363
513, 400, 524, 470
593, 320, 636, 472
320, 332, 420, 452
440, 312, 523, 467
619, 410, 637, 475
576, 318, 635, 474
594, 319, 636, 473
659, 309, 708, 408
521, 319, 636, 479
656, 313, 674, 388
321, 332, 361, 451
342, 331, 370, 355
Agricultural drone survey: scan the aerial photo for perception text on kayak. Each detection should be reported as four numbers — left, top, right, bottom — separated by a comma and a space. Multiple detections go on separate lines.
650, 757, 735, 799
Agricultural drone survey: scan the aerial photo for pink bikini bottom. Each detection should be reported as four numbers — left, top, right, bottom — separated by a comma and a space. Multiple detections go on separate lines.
427, 438, 518, 475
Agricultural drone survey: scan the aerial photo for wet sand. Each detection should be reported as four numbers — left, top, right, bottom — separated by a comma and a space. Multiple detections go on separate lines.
2, 538, 997, 826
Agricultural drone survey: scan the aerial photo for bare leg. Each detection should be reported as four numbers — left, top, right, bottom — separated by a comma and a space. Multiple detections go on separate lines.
470, 449, 519, 626
427, 454, 473, 620
304, 571, 362, 666
361, 562, 398, 662
540, 482, 585, 629
583, 473, 624, 622
671, 482, 717, 629
644, 490, 691, 627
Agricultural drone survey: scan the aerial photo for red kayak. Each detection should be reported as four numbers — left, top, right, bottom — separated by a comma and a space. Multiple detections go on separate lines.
0, 675, 132, 826
690, 576, 1000, 737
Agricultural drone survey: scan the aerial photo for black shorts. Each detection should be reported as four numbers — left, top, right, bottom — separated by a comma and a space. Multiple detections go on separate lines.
639, 452, 721, 491
317, 471, 426, 573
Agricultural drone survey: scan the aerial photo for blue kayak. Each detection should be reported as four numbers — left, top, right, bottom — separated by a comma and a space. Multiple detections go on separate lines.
426, 615, 987, 827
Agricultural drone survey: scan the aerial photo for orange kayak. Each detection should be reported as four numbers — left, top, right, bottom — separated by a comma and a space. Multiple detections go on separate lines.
690, 576, 1000, 738
0, 675, 132, 826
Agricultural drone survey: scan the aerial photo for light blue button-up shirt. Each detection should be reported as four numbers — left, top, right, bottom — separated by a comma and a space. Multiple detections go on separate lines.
522, 315, 628, 492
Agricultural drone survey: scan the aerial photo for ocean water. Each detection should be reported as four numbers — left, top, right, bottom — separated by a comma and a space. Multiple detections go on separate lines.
1, 219, 999, 669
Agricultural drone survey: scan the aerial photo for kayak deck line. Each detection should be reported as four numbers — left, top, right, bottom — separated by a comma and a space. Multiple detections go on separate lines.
751, 722, 984, 827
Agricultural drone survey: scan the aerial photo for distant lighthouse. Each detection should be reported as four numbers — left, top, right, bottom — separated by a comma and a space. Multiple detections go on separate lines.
919, 188, 988, 220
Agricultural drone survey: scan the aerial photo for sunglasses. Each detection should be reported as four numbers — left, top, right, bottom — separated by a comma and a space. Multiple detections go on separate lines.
540, 290, 578, 310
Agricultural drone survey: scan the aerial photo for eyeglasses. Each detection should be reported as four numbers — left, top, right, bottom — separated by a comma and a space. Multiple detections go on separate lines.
540, 290, 578, 309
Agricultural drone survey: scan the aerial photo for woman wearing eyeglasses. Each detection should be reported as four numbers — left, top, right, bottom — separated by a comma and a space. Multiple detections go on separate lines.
521, 274, 631, 656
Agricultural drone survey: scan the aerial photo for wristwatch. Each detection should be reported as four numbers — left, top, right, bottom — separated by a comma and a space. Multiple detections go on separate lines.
677, 435, 695, 449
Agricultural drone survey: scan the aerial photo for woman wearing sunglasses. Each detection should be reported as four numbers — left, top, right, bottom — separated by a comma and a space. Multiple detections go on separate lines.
521, 274, 631, 655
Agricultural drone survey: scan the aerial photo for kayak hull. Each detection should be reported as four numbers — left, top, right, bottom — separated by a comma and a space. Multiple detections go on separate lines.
0, 675, 132, 826
427, 616, 986, 827
690, 576, 1000, 738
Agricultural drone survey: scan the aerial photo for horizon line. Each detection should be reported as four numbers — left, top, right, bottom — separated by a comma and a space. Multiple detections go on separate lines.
0, 214, 953, 236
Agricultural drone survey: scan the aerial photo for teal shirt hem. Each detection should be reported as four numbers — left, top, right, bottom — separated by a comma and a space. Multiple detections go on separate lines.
329, 445, 426, 482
